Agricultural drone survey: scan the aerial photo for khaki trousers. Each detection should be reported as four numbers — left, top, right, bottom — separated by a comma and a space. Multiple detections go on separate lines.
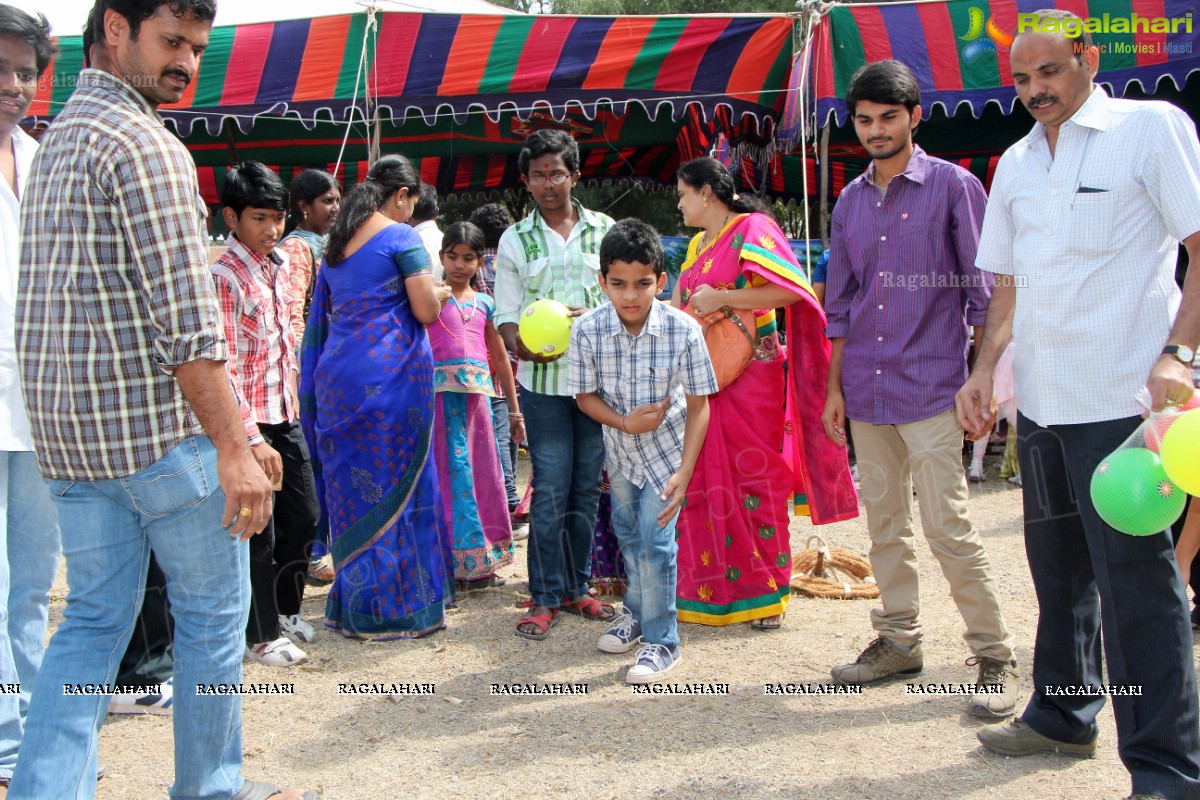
850, 409, 1012, 660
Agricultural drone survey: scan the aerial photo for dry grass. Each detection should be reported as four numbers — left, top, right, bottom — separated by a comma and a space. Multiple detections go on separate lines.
54, 454, 1194, 800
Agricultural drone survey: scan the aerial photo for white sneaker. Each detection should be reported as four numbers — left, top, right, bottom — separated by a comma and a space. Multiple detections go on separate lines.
279, 614, 315, 644
968, 462, 984, 483
625, 643, 682, 684
245, 636, 309, 667
108, 677, 173, 716
597, 609, 643, 653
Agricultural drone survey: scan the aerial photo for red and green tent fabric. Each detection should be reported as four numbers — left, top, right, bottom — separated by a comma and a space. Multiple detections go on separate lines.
808, 0, 1199, 127
31, 11, 796, 193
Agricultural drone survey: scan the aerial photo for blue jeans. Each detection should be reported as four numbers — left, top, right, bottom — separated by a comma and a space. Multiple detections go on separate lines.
0, 452, 60, 781
608, 468, 680, 648
1017, 413, 1200, 799
520, 388, 604, 608
9, 437, 250, 800
490, 395, 519, 509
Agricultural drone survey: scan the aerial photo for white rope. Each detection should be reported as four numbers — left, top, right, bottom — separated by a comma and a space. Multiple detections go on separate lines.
334, 5, 379, 178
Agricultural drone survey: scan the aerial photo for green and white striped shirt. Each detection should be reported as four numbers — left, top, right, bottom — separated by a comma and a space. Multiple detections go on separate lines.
493, 202, 614, 396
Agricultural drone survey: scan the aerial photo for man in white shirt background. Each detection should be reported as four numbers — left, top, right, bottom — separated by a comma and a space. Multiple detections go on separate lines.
958, 10, 1200, 800
408, 182, 444, 280
0, 6, 60, 795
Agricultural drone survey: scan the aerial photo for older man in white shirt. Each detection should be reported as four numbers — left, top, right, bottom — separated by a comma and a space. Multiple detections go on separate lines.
0, 7, 60, 796
958, 10, 1200, 800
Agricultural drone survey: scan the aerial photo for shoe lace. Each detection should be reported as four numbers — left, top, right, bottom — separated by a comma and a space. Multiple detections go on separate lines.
608, 611, 636, 639
859, 637, 894, 664
965, 656, 1009, 686
635, 643, 671, 668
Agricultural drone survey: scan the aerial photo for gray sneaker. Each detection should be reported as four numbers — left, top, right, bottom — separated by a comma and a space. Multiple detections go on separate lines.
597, 609, 643, 654
977, 718, 1097, 758
966, 656, 1019, 719
831, 637, 923, 685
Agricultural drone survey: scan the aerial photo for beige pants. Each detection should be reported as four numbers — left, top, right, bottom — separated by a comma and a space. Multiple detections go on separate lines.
850, 409, 1013, 660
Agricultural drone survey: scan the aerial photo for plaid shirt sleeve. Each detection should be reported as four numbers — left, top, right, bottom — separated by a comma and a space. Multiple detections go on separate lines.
116, 130, 226, 373
567, 318, 599, 396
213, 273, 265, 446
493, 229, 524, 328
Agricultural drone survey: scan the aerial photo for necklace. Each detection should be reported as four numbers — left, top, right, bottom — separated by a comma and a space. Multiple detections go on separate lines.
686, 213, 734, 301
454, 294, 477, 324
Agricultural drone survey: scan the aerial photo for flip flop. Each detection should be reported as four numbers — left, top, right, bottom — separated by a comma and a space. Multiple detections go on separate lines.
559, 595, 615, 621
455, 575, 508, 592
515, 608, 560, 641
749, 615, 784, 631
232, 780, 318, 800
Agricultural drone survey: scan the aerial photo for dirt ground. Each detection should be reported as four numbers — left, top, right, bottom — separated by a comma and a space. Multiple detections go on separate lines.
53, 450, 1198, 800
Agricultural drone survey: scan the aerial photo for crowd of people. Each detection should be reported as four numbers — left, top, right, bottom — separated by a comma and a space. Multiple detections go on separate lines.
1, 0, 1199, 798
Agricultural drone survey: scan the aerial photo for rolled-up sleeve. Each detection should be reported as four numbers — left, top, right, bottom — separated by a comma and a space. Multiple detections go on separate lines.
116, 132, 227, 373
824, 204, 856, 339
950, 172, 993, 327
493, 229, 525, 328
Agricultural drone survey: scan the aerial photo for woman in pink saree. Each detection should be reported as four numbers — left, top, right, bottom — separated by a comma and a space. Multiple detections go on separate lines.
672, 158, 859, 628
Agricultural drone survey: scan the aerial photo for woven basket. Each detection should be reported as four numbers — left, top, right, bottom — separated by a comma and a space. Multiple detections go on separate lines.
789, 535, 880, 599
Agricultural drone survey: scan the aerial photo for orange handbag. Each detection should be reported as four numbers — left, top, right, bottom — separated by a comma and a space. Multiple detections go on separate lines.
683, 304, 757, 390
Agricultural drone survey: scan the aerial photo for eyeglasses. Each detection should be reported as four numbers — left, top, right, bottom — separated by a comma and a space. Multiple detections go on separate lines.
526, 173, 571, 186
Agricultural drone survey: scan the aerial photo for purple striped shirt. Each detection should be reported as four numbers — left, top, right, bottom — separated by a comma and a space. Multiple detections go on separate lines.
826, 146, 991, 425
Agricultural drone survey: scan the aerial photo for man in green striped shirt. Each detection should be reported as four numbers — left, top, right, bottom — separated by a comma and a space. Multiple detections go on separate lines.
495, 129, 615, 640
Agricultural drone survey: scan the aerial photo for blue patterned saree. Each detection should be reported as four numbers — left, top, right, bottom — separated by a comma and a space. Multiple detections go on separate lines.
300, 224, 454, 639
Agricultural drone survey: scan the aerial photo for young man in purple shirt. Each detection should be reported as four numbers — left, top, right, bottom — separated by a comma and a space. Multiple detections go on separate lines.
822, 59, 1017, 718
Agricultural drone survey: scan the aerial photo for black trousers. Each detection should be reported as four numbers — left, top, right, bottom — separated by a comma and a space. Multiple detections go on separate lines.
1017, 413, 1200, 799
115, 552, 173, 688
247, 420, 320, 645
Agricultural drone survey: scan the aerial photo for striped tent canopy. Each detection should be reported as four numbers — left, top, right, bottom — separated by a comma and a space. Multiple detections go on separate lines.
736, 152, 1000, 199
811, 0, 1200, 127
31, 12, 795, 173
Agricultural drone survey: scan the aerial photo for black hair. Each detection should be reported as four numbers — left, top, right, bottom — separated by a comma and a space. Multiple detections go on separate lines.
845, 59, 921, 118
468, 203, 513, 249
411, 182, 439, 222
676, 157, 770, 216
284, 169, 339, 235
221, 161, 287, 217
518, 128, 580, 175
89, 0, 216, 44
440, 221, 485, 290
440, 221, 485, 257
599, 219, 664, 278
1017, 9, 1093, 63
0, 5, 54, 76
325, 154, 421, 266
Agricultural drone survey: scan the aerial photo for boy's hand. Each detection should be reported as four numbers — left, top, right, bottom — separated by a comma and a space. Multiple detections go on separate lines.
624, 399, 669, 434
822, 388, 847, 445
251, 442, 283, 490
658, 469, 690, 527
514, 333, 563, 364
510, 415, 526, 447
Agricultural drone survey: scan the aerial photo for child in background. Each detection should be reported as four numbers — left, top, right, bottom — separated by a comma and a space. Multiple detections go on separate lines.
213, 161, 321, 666
569, 219, 718, 684
429, 222, 524, 590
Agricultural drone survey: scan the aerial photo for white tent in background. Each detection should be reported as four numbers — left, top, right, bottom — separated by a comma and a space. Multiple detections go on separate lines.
18, 0, 522, 38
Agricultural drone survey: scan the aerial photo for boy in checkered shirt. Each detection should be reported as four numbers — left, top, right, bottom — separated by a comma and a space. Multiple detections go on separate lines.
568, 219, 718, 684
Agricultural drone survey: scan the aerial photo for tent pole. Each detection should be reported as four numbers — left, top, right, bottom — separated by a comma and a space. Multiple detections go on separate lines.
819, 122, 830, 246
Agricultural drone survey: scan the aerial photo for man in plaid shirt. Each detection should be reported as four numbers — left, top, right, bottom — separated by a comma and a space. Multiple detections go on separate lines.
12, 1, 311, 798
213, 161, 320, 669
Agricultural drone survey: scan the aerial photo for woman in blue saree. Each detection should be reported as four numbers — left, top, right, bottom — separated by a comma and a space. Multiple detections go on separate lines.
300, 155, 454, 639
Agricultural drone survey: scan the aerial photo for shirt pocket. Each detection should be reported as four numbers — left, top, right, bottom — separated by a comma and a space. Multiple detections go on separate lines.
647, 353, 677, 402
524, 257, 555, 299
1065, 188, 1121, 260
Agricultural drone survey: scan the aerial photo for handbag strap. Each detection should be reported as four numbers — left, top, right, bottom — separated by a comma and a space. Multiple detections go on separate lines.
700, 305, 757, 346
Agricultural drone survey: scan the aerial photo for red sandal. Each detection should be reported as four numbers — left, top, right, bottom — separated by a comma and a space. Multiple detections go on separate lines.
515, 607, 560, 640
559, 595, 615, 621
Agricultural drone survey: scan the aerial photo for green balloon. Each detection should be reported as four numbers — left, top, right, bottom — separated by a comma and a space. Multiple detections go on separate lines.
1090, 448, 1187, 536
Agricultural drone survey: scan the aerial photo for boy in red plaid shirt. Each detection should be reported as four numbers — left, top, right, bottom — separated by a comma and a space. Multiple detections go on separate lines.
213, 161, 320, 667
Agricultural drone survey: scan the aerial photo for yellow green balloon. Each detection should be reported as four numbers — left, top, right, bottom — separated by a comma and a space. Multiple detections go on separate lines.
1161, 408, 1200, 495
1090, 447, 1186, 536
519, 298, 573, 356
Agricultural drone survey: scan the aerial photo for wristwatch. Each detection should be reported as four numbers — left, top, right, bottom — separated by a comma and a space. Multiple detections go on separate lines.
1162, 344, 1196, 365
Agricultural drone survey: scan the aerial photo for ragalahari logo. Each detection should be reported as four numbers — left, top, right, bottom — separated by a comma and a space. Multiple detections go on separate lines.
960, 7, 1015, 62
